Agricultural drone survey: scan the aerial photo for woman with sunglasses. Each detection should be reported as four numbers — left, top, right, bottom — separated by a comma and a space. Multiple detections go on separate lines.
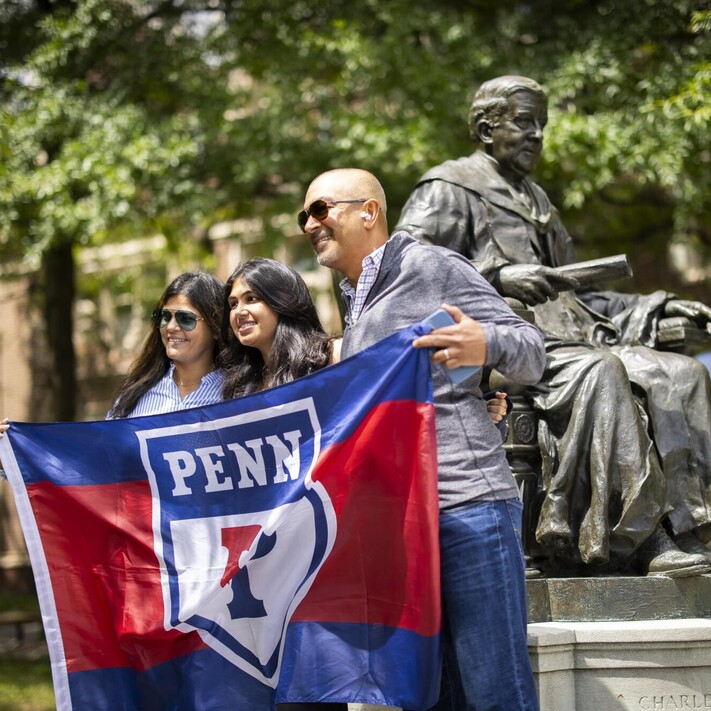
107, 271, 225, 419
0, 271, 225, 438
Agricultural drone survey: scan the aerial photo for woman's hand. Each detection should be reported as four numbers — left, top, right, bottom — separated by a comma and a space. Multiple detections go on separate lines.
486, 392, 508, 424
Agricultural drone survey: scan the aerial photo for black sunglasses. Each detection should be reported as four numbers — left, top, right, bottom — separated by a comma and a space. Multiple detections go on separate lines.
153, 309, 204, 332
297, 199, 367, 233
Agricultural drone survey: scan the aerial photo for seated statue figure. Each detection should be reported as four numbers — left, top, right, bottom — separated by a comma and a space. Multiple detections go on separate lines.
396, 74, 711, 577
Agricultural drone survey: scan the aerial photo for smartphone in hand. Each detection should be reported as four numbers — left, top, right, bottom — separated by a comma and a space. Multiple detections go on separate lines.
422, 309, 481, 384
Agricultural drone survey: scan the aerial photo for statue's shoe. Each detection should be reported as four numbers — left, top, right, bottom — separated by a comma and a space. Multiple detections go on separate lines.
637, 524, 711, 577
646, 550, 711, 578
674, 530, 711, 563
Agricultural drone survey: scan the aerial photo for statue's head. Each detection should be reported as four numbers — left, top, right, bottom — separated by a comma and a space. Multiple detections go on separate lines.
468, 75, 548, 181
468, 75, 547, 143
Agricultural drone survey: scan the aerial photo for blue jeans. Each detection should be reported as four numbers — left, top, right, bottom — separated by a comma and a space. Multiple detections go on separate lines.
430, 499, 539, 711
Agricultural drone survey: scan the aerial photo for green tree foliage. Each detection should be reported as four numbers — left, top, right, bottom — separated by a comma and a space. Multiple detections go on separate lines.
0, 0, 227, 419
1, 0, 709, 418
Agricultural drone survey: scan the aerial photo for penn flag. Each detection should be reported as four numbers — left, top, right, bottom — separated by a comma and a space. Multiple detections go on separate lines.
1, 325, 441, 710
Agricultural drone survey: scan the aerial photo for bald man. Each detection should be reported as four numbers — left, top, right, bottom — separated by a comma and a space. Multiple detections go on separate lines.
300, 168, 546, 711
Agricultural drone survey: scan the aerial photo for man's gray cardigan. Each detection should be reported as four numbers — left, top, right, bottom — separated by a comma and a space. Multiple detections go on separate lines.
340, 231, 546, 510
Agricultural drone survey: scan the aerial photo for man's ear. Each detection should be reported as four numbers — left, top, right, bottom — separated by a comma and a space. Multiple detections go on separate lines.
477, 120, 494, 145
361, 199, 379, 228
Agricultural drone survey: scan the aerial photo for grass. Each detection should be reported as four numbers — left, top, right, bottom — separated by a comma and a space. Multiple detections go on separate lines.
0, 589, 54, 711
0, 658, 55, 711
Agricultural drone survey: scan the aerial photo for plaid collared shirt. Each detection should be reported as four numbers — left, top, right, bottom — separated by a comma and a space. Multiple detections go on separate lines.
339, 242, 388, 325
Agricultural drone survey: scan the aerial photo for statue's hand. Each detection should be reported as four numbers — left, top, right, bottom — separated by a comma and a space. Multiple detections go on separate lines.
664, 299, 711, 325
497, 264, 580, 305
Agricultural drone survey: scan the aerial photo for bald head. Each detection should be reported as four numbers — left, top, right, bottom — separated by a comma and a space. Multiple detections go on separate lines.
303, 168, 390, 283
305, 168, 388, 216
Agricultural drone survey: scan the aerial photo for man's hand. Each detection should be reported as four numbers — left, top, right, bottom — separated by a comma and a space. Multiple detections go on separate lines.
412, 304, 486, 368
497, 264, 580, 305
664, 299, 711, 326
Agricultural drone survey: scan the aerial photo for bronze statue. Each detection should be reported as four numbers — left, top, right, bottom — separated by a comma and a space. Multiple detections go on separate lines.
396, 75, 711, 577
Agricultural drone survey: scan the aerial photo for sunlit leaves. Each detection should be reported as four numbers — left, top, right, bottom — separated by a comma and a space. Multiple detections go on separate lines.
1, 0, 710, 270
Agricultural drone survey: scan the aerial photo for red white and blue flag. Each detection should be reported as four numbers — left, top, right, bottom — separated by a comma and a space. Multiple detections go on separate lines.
1, 325, 441, 710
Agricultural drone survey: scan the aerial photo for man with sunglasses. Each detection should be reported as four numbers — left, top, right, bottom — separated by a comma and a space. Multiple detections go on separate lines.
395, 74, 711, 578
301, 167, 546, 711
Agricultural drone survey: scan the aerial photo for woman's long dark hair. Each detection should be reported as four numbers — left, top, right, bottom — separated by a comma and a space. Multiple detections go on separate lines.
221, 258, 332, 398
109, 271, 224, 418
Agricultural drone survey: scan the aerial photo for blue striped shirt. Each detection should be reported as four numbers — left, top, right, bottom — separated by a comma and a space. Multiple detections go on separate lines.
107, 364, 225, 419
339, 242, 388, 325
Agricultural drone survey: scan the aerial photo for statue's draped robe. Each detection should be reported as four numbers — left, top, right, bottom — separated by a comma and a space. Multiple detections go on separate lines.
396, 151, 711, 564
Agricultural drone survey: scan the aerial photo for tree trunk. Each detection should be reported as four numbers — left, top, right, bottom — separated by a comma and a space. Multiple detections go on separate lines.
41, 241, 76, 422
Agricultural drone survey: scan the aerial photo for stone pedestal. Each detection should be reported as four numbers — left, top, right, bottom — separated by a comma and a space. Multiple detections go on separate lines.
529, 618, 711, 711
528, 575, 711, 711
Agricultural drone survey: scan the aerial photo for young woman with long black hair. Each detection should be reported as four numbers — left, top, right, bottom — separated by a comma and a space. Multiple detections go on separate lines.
108, 270, 225, 419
